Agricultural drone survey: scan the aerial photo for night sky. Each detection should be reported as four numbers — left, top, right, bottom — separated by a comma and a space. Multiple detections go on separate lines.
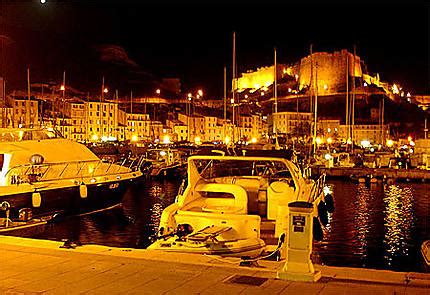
0, 1, 428, 97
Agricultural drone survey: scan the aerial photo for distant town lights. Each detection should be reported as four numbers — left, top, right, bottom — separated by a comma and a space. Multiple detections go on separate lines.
386, 139, 394, 147
163, 135, 171, 144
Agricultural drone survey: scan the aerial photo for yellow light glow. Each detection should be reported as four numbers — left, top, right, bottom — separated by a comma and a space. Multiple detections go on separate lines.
323, 84, 328, 90
131, 135, 138, 142
163, 135, 171, 144
364, 82, 368, 87
103, 88, 109, 93
60, 85, 65, 91
315, 137, 322, 145
230, 98, 234, 104
407, 136, 412, 142
187, 93, 192, 98
288, 88, 292, 93
224, 136, 231, 144
386, 139, 394, 147
347, 139, 352, 145
91, 134, 99, 141
261, 92, 265, 96
244, 94, 248, 99
251, 137, 257, 143
159, 151, 167, 156
156, 89, 161, 94
327, 137, 333, 144
197, 89, 203, 97
194, 136, 201, 145
391, 84, 399, 95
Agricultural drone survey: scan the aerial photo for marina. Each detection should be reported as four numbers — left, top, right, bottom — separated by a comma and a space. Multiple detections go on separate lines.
4, 176, 426, 273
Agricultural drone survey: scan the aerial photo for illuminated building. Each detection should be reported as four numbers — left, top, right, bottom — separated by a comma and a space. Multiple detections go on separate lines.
85, 100, 123, 142
10, 97, 39, 128
270, 111, 313, 135
126, 113, 151, 142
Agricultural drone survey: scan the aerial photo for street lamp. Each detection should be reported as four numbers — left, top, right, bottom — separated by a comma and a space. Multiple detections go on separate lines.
103, 88, 108, 93
197, 89, 203, 97
156, 89, 161, 95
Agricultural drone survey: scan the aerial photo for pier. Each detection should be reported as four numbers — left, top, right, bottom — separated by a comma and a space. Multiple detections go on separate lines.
0, 236, 428, 294
313, 166, 430, 182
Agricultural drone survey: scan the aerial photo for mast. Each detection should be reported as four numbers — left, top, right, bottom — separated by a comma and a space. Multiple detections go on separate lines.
61, 70, 66, 129
309, 44, 313, 113
313, 62, 318, 155
351, 45, 356, 150
224, 66, 227, 140
345, 54, 349, 145
100, 76, 104, 139
26, 68, 31, 127
232, 31, 236, 144
274, 47, 279, 149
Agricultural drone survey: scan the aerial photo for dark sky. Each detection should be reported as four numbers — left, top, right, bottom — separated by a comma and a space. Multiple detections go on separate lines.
0, 0, 428, 97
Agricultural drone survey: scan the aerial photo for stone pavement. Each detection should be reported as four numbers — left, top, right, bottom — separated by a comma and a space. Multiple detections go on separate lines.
0, 236, 429, 294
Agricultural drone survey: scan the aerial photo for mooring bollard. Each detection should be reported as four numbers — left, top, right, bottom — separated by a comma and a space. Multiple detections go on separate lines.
277, 201, 321, 282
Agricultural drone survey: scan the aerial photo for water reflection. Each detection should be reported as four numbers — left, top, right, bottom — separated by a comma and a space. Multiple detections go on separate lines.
383, 184, 414, 267
354, 184, 371, 258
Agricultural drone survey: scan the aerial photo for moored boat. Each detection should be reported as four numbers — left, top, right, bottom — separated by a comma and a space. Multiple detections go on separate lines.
0, 128, 142, 226
149, 153, 332, 258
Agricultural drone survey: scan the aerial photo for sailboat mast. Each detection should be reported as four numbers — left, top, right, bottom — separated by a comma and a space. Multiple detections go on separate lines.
224, 66, 227, 139
232, 31, 236, 144
313, 62, 318, 155
273, 47, 278, 135
345, 54, 349, 144
351, 45, 356, 150
27, 68, 31, 127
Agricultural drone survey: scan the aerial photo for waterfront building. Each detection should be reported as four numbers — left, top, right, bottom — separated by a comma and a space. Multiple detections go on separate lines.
126, 113, 151, 142
269, 111, 313, 136
166, 119, 188, 142
338, 124, 389, 145
9, 97, 39, 128
85, 100, 122, 142
238, 114, 262, 141
0, 106, 13, 128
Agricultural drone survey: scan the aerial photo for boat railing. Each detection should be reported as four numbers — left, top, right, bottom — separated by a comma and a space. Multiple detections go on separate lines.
4, 159, 132, 185
308, 173, 326, 203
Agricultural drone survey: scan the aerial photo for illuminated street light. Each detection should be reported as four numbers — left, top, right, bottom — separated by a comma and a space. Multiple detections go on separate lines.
364, 82, 368, 87
103, 88, 109, 93
244, 94, 248, 99
327, 137, 333, 144
156, 89, 161, 95
261, 91, 265, 96
131, 135, 138, 142
60, 85, 65, 91
163, 135, 171, 144
323, 84, 328, 90
386, 139, 394, 147
196, 94, 200, 99
40, 0, 46, 3
197, 89, 203, 97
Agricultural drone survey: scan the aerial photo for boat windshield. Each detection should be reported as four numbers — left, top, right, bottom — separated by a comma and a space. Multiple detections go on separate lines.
197, 159, 289, 179
0, 129, 62, 142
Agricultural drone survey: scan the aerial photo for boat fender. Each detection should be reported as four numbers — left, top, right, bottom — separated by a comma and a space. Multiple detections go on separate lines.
32, 192, 42, 208
317, 202, 329, 226
313, 217, 323, 241
176, 224, 193, 238
324, 194, 335, 213
79, 183, 88, 199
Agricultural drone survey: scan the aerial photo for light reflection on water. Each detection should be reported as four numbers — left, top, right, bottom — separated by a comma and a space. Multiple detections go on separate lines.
25, 179, 430, 272
383, 185, 414, 266
314, 180, 429, 272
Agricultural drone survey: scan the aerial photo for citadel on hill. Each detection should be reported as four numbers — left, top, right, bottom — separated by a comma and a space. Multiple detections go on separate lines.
0, 49, 428, 146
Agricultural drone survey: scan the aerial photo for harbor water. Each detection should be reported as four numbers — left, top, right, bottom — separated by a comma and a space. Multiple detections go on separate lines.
19, 178, 430, 273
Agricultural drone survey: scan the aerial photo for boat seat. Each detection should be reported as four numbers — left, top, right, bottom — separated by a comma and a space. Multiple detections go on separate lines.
187, 225, 232, 242
267, 181, 295, 220
195, 183, 248, 214
233, 177, 261, 214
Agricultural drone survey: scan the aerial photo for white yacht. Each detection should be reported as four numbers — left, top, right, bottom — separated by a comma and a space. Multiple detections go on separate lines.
0, 128, 142, 230
149, 153, 332, 257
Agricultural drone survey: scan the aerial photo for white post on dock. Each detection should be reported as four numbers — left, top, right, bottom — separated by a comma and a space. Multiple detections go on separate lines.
277, 201, 321, 282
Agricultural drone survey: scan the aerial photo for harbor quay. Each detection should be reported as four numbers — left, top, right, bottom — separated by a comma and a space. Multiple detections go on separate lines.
0, 236, 428, 294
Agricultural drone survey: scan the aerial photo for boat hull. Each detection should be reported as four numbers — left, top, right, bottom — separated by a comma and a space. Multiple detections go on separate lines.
148, 237, 265, 258
0, 179, 133, 219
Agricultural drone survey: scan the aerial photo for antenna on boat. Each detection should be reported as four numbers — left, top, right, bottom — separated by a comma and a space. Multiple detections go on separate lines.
313, 62, 318, 156
224, 66, 227, 143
